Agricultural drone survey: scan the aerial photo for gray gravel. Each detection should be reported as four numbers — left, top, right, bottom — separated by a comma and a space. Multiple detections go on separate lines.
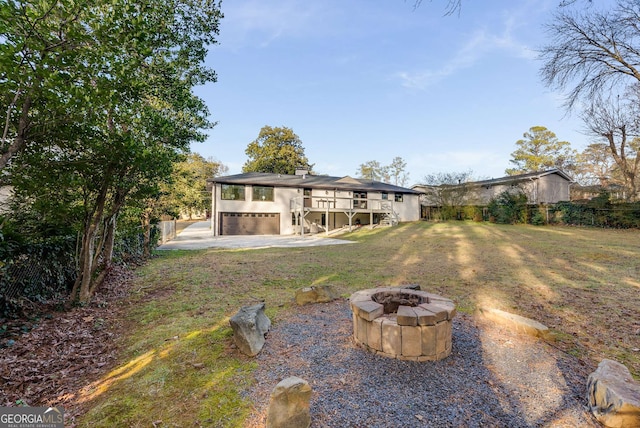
244, 299, 599, 428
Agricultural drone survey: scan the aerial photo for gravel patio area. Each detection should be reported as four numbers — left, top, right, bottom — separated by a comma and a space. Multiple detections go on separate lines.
244, 299, 599, 428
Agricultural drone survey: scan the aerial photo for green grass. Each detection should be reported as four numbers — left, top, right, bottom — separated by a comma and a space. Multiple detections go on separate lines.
76, 221, 640, 426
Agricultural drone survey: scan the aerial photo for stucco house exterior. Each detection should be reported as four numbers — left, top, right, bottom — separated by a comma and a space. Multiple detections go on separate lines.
414, 169, 573, 207
207, 171, 421, 236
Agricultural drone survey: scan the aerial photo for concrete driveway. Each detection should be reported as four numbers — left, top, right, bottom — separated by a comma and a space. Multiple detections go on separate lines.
156, 221, 355, 250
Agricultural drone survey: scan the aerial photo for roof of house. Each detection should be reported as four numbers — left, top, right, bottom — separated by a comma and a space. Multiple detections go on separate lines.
412, 169, 573, 191
208, 172, 421, 194
469, 169, 573, 187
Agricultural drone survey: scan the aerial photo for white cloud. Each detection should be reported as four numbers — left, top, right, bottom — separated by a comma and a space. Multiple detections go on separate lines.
220, 1, 330, 49
395, 7, 537, 90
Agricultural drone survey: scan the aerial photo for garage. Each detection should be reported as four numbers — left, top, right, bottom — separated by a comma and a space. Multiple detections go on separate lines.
219, 212, 280, 235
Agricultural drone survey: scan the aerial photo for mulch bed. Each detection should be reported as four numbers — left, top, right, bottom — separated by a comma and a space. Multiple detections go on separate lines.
0, 266, 135, 424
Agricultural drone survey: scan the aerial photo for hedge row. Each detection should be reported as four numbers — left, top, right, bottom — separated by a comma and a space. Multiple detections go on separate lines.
425, 200, 640, 228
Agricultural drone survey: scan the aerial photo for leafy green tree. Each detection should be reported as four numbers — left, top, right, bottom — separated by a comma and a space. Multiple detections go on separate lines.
0, 0, 92, 170
356, 160, 386, 181
506, 126, 576, 175
3, 0, 223, 303
162, 154, 228, 219
243, 126, 313, 174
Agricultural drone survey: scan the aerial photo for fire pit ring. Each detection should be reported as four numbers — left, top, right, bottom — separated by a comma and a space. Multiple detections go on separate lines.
349, 287, 456, 361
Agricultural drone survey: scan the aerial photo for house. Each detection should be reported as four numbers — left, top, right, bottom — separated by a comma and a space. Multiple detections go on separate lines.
570, 183, 627, 202
207, 171, 421, 236
414, 169, 573, 208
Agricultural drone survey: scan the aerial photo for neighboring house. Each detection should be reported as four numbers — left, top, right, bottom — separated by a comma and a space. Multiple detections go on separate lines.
570, 183, 628, 202
207, 171, 421, 236
414, 169, 573, 207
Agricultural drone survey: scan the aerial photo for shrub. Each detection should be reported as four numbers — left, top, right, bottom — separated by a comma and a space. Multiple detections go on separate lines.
487, 190, 528, 224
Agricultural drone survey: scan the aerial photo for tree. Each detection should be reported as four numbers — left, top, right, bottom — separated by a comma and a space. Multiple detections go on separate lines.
580, 94, 640, 200
2, 0, 223, 303
573, 143, 617, 187
243, 126, 313, 175
413, 0, 462, 15
356, 160, 387, 181
388, 156, 410, 186
412, 0, 590, 16
540, 1, 640, 110
540, 1, 640, 200
506, 126, 576, 175
163, 154, 228, 219
1, 0, 94, 170
356, 157, 409, 185
421, 170, 474, 220
487, 190, 529, 224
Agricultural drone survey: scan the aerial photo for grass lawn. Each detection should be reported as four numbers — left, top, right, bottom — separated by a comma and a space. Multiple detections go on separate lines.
76, 221, 640, 427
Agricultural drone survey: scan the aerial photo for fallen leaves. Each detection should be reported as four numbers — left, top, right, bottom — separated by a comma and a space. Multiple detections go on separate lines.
0, 266, 134, 422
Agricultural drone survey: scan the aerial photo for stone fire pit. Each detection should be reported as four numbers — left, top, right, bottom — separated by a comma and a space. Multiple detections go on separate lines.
349, 287, 456, 361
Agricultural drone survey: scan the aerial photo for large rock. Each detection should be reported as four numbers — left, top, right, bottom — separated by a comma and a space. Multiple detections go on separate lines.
477, 307, 552, 339
295, 284, 339, 305
229, 303, 271, 357
266, 376, 312, 428
587, 359, 640, 428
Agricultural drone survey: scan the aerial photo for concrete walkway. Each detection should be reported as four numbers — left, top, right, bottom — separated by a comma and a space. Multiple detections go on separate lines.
157, 221, 355, 250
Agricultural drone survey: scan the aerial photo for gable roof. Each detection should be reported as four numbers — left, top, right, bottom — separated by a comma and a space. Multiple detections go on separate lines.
208, 172, 420, 194
468, 169, 573, 187
412, 169, 573, 191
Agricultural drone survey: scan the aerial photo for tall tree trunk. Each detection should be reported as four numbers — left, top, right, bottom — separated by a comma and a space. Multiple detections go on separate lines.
605, 129, 640, 201
0, 94, 32, 170
70, 182, 109, 304
90, 214, 117, 296
141, 209, 152, 258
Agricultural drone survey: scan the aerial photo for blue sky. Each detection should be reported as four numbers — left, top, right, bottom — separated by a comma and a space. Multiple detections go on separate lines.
193, 0, 595, 186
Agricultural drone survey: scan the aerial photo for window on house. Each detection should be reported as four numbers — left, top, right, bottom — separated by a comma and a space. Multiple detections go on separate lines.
303, 188, 312, 207
395, 193, 403, 202
252, 186, 274, 201
354, 191, 367, 208
381, 192, 388, 200
221, 184, 245, 200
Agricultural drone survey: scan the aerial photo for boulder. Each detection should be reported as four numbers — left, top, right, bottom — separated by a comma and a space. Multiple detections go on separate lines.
229, 303, 271, 357
295, 284, 339, 305
477, 307, 552, 339
587, 359, 640, 428
266, 376, 312, 428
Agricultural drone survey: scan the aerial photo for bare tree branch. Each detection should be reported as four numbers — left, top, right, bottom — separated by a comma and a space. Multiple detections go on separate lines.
540, 1, 640, 110
581, 92, 640, 200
